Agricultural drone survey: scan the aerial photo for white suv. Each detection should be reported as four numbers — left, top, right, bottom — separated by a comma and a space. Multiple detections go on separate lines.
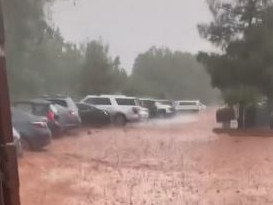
81, 95, 149, 125
155, 101, 175, 117
173, 100, 206, 112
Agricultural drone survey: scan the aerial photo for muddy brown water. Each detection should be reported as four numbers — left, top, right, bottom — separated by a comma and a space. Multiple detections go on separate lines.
19, 109, 273, 205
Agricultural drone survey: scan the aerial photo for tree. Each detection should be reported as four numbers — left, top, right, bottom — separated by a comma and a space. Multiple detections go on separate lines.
3, 0, 51, 97
3, 0, 85, 99
126, 47, 219, 103
81, 40, 128, 95
198, 0, 273, 127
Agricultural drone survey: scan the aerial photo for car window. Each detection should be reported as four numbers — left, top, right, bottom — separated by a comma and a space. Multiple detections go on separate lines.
161, 101, 172, 106
85, 97, 111, 105
14, 103, 32, 113
140, 100, 155, 108
48, 99, 68, 107
11, 107, 33, 120
115, 98, 137, 106
33, 104, 49, 116
143, 100, 155, 107
179, 102, 197, 106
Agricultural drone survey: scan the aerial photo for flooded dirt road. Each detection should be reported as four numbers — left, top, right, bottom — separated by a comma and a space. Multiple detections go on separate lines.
19, 109, 273, 205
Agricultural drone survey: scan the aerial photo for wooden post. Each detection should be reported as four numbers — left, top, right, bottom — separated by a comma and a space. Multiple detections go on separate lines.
0, 1, 21, 205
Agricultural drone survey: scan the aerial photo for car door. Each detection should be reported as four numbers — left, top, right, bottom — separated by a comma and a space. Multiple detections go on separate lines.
186, 102, 194, 111
78, 103, 107, 124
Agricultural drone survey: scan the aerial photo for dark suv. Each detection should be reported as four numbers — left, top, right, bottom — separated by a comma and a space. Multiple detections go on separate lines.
13, 99, 61, 134
11, 107, 51, 150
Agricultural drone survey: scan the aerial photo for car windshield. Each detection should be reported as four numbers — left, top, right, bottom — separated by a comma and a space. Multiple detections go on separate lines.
11, 107, 35, 120
33, 104, 49, 116
48, 99, 68, 107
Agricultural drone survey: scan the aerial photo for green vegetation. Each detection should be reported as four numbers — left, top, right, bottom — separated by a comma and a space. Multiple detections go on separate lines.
125, 47, 219, 103
3, 0, 85, 98
3, 0, 219, 103
198, 0, 273, 127
81, 41, 127, 95
198, 0, 273, 104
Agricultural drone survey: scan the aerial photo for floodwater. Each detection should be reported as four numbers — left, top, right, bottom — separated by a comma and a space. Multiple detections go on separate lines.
19, 109, 273, 205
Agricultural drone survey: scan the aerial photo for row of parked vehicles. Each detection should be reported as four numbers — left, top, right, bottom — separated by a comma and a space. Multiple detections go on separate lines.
11, 94, 206, 156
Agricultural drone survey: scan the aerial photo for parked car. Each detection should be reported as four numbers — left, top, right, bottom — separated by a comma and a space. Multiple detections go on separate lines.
11, 107, 51, 151
81, 95, 149, 125
139, 98, 175, 118
13, 127, 23, 157
76, 102, 111, 126
13, 99, 62, 134
173, 100, 206, 112
139, 98, 158, 118
139, 106, 150, 121
158, 99, 174, 107
42, 96, 81, 129
155, 101, 175, 117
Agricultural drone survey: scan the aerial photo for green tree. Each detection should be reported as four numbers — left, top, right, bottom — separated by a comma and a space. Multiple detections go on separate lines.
3, 0, 84, 99
3, 0, 51, 97
126, 47, 219, 103
198, 0, 273, 127
198, 0, 273, 97
81, 40, 127, 95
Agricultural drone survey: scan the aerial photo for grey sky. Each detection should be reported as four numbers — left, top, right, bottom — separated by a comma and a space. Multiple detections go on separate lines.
52, 0, 215, 72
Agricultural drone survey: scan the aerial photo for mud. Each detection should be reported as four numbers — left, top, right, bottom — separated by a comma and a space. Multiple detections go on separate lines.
19, 109, 273, 205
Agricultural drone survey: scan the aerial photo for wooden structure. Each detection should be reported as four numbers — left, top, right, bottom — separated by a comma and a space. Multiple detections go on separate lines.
0, 1, 21, 205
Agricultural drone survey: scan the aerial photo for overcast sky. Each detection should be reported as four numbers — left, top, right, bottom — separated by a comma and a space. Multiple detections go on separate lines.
52, 0, 215, 72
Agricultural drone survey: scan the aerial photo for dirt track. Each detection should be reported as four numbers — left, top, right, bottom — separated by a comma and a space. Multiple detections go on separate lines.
19, 109, 273, 205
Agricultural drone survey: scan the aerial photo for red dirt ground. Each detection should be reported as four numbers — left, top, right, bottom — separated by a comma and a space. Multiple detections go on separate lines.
19, 109, 273, 205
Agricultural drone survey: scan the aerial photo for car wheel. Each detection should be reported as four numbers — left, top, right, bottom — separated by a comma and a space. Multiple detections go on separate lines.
114, 114, 126, 126
21, 138, 31, 151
